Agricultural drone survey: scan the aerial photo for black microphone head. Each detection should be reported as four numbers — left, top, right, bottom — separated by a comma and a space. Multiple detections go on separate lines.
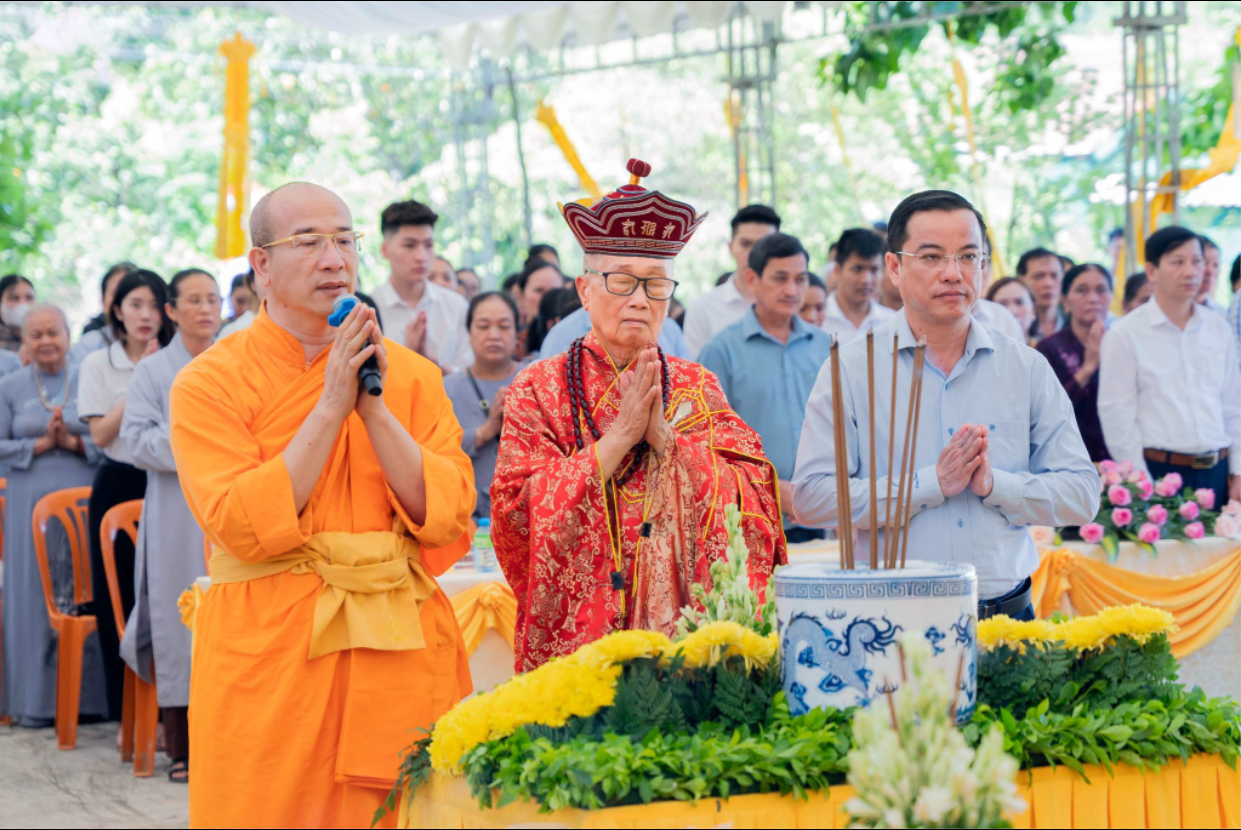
327, 293, 359, 327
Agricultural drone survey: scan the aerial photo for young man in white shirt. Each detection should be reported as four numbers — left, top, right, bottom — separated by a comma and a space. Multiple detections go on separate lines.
682, 204, 780, 357
1198, 235, 1226, 314
821, 227, 894, 345
1099, 226, 1241, 509
372, 200, 472, 373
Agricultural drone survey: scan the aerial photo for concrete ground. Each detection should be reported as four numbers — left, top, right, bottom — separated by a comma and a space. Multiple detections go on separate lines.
0, 722, 188, 829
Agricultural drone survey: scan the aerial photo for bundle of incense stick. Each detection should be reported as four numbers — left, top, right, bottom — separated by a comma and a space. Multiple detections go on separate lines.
831, 333, 926, 571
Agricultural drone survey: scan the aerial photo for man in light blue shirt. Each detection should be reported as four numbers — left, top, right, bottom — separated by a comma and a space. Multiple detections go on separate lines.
539, 304, 691, 360
698, 233, 830, 543
792, 191, 1099, 618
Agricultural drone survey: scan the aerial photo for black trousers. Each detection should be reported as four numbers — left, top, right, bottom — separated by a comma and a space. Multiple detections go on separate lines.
1146, 454, 1231, 515
88, 458, 147, 722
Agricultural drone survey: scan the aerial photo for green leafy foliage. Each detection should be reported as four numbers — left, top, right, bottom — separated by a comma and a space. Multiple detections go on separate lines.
978, 633, 1181, 715
460, 701, 854, 813
375, 731, 432, 828
966, 689, 1241, 777
1182, 40, 1240, 158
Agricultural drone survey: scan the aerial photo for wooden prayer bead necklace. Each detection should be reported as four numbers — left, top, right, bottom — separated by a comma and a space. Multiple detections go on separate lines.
566, 335, 670, 595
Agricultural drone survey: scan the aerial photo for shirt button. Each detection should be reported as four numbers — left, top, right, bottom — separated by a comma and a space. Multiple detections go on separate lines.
957, 519, 964, 528
921, 504, 928, 510
948, 428, 955, 436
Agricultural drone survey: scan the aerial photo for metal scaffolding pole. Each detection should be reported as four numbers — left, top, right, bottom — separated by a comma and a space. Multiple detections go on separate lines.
724, 10, 779, 209
448, 58, 499, 282
1115, 1, 1185, 272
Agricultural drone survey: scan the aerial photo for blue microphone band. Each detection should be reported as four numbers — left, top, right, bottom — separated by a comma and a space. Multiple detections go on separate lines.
328, 294, 359, 327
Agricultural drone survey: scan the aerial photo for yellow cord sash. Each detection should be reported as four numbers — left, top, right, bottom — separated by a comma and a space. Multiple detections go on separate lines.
208, 530, 438, 659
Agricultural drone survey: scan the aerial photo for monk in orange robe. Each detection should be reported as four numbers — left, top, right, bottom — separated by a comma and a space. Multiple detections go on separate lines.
170, 182, 475, 827
492, 160, 787, 672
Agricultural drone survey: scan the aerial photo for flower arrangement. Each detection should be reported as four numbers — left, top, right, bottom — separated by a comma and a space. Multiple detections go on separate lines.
1071, 461, 1239, 559
977, 604, 1175, 653
845, 631, 1023, 829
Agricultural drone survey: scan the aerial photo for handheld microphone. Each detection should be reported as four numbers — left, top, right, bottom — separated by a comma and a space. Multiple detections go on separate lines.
328, 293, 383, 397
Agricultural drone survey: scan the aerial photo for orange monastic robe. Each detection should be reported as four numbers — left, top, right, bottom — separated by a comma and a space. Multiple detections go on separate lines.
169, 309, 475, 828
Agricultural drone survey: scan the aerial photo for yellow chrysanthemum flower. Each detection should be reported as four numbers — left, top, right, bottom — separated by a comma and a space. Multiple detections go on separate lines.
977, 616, 1056, 652
664, 620, 778, 673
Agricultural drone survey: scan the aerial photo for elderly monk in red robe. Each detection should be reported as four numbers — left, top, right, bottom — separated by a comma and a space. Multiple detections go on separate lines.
169, 182, 474, 827
492, 159, 787, 672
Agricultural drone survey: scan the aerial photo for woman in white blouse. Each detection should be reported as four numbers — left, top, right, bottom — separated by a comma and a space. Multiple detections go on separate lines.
77, 269, 173, 723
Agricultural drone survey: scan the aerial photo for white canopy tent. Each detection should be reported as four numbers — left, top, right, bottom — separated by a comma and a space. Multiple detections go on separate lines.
50, 1, 817, 69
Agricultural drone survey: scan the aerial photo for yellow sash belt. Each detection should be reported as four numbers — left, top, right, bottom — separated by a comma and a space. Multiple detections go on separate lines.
208, 530, 438, 659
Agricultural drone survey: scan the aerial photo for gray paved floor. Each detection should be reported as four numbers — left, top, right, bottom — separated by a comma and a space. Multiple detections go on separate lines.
0, 722, 188, 829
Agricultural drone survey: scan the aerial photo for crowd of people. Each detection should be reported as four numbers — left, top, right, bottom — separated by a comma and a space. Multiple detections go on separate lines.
0, 186, 1239, 791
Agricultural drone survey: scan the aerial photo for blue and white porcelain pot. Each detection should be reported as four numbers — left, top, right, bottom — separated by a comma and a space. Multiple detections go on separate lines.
775, 561, 978, 724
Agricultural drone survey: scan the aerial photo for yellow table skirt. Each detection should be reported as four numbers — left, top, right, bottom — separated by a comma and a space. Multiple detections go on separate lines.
399, 755, 1240, 829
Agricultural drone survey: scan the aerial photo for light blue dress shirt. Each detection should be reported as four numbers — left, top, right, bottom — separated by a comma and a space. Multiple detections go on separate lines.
697, 308, 830, 482
539, 307, 691, 360
792, 309, 1100, 599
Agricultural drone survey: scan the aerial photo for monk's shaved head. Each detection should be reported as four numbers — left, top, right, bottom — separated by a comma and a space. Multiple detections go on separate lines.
250, 182, 351, 248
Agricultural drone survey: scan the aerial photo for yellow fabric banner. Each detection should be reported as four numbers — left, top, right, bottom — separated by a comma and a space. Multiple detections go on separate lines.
535, 101, 602, 204
215, 33, 255, 259
450, 581, 516, 656
1030, 546, 1241, 658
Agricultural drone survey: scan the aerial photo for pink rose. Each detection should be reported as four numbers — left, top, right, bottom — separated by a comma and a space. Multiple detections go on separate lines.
1099, 460, 1118, 473
1146, 504, 1168, 526
1225, 500, 1241, 518
1163, 472, 1183, 491
1137, 523, 1162, 544
1154, 479, 1178, 498
1104, 471, 1123, 487
1178, 501, 1200, 521
1195, 489, 1216, 510
1185, 522, 1205, 540
1138, 480, 1154, 500
1111, 507, 1133, 527
1080, 523, 1106, 544
1108, 485, 1133, 507
1216, 515, 1240, 539
1126, 471, 1144, 483
1117, 461, 1134, 476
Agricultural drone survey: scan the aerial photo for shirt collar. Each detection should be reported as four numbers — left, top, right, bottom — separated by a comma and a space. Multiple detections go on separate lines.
825, 292, 886, 327
720, 274, 746, 306
379, 278, 438, 310
883, 308, 995, 357
251, 302, 320, 369
740, 306, 814, 345
108, 339, 135, 371
1144, 295, 1207, 332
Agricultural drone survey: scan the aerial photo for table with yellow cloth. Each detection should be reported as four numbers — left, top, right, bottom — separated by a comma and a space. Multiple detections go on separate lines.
182, 568, 518, 696
1027, 528, 1240, 701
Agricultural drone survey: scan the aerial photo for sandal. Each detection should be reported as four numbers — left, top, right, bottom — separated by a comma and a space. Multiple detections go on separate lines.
168, 760, 189, 784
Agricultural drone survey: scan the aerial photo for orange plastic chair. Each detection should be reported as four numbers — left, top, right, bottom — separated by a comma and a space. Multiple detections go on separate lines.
101, 500, 159, 777
31, 486, 95, 750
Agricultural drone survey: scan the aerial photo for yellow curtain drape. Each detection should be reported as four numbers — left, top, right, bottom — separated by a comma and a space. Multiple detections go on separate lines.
215, 33, 256, 259
1147, 27, 1241, 231
1030, 547, 1241, 658
450, 581, 516, 656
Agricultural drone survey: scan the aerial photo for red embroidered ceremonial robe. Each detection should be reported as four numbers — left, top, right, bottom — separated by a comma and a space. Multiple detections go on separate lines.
491, 332, 787, 671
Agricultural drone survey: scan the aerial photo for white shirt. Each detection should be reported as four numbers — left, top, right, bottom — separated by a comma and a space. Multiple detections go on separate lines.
971, 298, 1026, 342
683, 274, 752, 358
77, 340, 137, 464
820, 293, 896, 345
373, 279, 473, 371
218, 309, 255, 339
1098, 298, 1241, 477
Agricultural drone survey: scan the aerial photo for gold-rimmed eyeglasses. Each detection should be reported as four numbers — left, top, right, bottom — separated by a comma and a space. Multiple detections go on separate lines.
261, 231, 365, 258
584, 268, 678, 300
894, 251, 989, 275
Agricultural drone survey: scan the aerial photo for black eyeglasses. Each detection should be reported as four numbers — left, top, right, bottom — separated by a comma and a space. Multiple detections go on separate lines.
584, 268, 678, 300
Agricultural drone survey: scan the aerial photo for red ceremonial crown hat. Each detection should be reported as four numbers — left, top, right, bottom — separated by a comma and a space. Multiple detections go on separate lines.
560, 158, 707, 259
